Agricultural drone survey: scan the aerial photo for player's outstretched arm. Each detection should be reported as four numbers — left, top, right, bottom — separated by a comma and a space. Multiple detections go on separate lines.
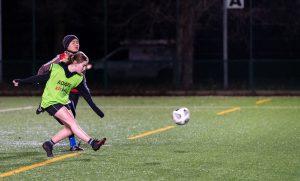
12, 73, 50, 87
77, 80, 105, 118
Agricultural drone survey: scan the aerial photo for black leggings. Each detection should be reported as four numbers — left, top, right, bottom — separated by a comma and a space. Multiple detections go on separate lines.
68, 93, 80, 117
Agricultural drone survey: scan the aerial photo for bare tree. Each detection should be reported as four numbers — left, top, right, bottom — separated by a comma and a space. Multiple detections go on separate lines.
176, 0, 195, 89
108, 0, 220, 88
177, 0, 218, 89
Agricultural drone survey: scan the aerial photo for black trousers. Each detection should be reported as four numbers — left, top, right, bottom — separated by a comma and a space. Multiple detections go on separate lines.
68, 93, 80, 117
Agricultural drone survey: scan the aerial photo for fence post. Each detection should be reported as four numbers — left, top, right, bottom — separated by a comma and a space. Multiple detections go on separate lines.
249, 0, 255, 91
103, 59, 108, 89
223, 0, 229, 89
31, 0, 36, 74
0, 0, 2, 83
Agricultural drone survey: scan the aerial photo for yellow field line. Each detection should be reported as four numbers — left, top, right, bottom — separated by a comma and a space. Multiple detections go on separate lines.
217, 107, 241, 115
256, 98, 271, 105
128, 125, 175, 140
0, 153, 80, 178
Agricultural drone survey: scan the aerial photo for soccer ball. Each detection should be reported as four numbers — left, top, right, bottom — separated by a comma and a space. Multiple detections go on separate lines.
172, 107, 190, 125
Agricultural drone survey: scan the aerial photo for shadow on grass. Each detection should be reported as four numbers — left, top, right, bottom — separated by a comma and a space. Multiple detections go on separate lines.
173, 150, 189, 154
0, 151, 40, 160
0, 151, 43, 172
144, 162, 161, 166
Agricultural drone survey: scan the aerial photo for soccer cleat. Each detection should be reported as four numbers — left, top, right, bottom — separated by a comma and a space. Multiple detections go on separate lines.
36, 105, 43, 115
91, 138, 106, 151
70, 142, 84, 151
42, 141, 54, 157
70, 146, 84, 151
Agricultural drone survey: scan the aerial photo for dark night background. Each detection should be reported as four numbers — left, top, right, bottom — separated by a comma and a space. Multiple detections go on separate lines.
1, 0, 300, 93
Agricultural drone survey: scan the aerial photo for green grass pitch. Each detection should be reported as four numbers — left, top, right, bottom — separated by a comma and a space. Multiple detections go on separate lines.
0, 96, 299, 180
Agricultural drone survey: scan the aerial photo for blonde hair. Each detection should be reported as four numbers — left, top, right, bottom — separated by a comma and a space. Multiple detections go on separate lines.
71, 51, 89, 64
65, 51, 89, 65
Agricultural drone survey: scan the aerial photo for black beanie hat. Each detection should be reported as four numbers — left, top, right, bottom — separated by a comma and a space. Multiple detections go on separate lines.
62, 35, 79, 50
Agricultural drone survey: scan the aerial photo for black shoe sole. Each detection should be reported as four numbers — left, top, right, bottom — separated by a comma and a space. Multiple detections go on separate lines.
70, 147, 84, 151
42, 143, 54, 157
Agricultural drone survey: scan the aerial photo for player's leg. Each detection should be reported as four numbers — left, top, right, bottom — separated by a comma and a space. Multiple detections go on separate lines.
68, 93, 82, 150
43, 104, 106, 157
55, 107, 90, 142
52, 114, 83, 151
52, 126, 73, 143
69, 93, 79, 116
54, 106, 106, 151
42, 126, 72, 157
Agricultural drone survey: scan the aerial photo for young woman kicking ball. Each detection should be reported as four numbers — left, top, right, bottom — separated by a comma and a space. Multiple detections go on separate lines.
13, 51, 106, 157
37, 35, 85, 151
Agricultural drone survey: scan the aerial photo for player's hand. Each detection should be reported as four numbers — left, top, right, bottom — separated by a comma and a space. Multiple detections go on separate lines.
12, 79, 20, 87
86, 64, 92, 70
99, 111, 104, 118
65, 51, 74, 57
99, 113, 104, 118
82, 64, 93, 75
59, 52, 69, 62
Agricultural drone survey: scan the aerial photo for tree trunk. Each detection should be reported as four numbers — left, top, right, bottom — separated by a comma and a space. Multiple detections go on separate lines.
177, 0, 195, 90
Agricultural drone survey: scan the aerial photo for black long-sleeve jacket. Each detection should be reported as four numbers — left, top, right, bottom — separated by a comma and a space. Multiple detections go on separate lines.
16, 62, 104, 118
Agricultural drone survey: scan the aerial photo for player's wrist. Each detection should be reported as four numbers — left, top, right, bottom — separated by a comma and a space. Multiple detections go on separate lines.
59, 52, 68, 62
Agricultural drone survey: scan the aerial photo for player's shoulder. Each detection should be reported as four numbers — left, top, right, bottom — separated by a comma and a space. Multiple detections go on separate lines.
50, 61, 62, 71
44, 55, 60, 66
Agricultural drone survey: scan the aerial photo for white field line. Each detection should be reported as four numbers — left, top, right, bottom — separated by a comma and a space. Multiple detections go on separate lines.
0, 141, 69, 148
0, 106, 34, 113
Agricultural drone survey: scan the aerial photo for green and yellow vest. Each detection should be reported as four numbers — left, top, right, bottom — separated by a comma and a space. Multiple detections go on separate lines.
41, 64, 83, 108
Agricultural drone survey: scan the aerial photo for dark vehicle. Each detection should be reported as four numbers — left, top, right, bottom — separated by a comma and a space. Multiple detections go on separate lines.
94, 40, 175, 80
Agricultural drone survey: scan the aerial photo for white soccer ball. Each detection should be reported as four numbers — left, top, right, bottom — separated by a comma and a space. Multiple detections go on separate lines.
172, 107, 190, 125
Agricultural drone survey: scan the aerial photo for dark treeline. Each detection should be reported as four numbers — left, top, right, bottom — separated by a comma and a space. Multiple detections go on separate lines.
4, 0, 300, 60
2, 0, 300, 89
